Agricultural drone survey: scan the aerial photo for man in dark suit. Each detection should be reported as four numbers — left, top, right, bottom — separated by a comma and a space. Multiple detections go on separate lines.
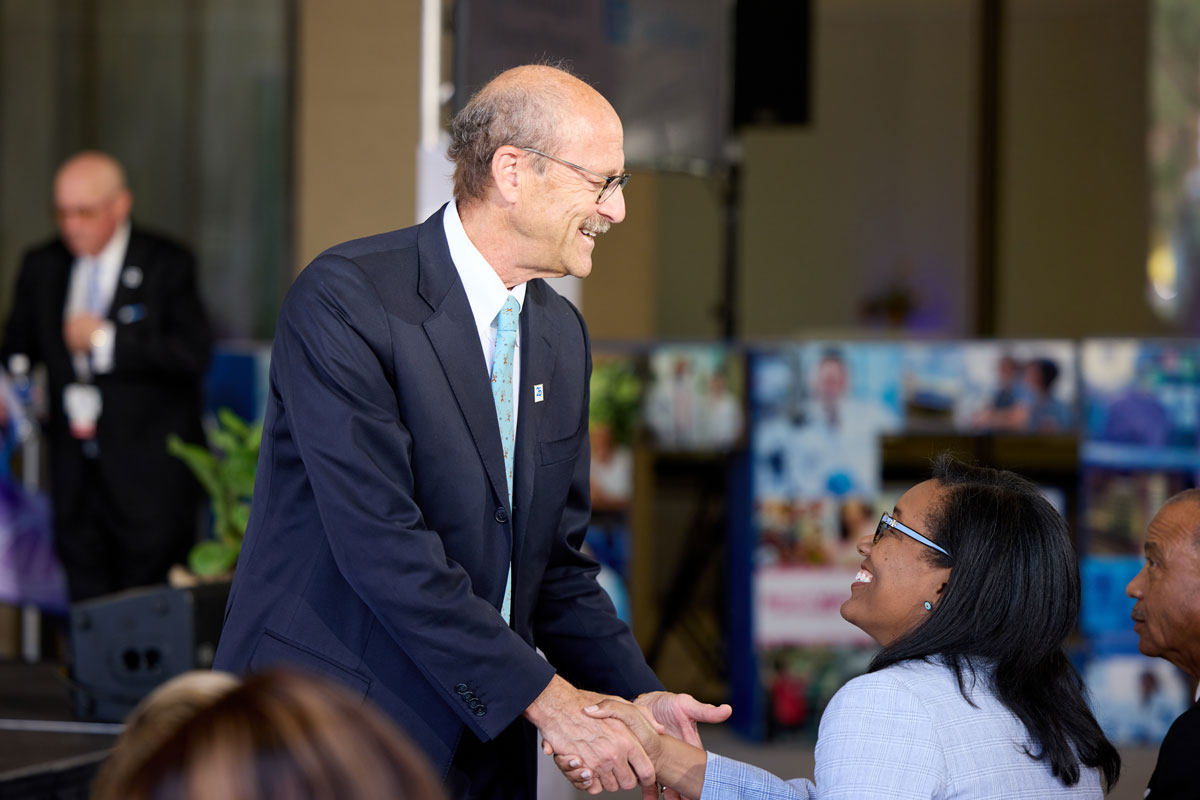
213, 65, 728, 799
1, 151, 212, 602
1126, 490, 1200, 799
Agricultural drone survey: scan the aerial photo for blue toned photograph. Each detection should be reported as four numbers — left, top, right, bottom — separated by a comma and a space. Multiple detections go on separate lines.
1084, 654, 1192, 747
750, 343, 903, 509
903, 340, 1076, 434
1080, 339, 1200, 469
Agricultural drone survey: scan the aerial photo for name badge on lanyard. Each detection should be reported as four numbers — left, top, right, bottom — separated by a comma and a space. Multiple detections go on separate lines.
63, 383, 102, 440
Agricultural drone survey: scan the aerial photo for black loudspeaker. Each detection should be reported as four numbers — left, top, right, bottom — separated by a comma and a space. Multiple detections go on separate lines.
68, 581, 231, 722
733, 0, 812, 127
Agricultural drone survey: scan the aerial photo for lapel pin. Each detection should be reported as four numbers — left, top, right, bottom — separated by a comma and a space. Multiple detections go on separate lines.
534, 384, 544, 403
122, 266, 143, 288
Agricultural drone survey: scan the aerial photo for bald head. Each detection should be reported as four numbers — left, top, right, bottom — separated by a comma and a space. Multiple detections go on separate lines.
448, 64, 618, 206
54, 151, 133, 256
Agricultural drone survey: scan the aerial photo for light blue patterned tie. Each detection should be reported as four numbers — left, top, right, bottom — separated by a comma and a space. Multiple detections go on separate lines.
85, 257, 104, 314
491, 295, 520, 623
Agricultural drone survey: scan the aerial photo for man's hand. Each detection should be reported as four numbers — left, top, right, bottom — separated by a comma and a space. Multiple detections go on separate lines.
633, 692, 731, 800
526, 675, 660, 794
554, 698, 664, 792
63, 313, 105, 355
555, 699, 712, 800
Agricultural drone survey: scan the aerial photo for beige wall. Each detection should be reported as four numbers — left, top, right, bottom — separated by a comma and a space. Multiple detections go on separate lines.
997, 0, 1163, 336
739, 0, 979, 339
290, 0, 1166, 339
294, 0, 421, 270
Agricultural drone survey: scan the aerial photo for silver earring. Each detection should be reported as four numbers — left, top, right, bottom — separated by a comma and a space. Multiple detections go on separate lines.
923, 601, 932, 611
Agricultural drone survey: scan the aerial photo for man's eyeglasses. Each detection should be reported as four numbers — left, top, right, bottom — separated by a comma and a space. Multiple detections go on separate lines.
874, 513, 951, 558
516, 147, 630, 204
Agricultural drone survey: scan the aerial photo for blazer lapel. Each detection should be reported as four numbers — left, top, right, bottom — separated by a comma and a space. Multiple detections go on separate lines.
512, 280, 557, 573
107, 229, 146, 322
417, 210, 511, 513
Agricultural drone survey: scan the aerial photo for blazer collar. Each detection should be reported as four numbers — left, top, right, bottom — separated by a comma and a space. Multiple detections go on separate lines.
418, 207, 512, 514
511, 279, 558, 568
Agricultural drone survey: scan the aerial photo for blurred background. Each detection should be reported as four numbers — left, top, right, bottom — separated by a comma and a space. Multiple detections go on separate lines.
0, 1, 1197, 798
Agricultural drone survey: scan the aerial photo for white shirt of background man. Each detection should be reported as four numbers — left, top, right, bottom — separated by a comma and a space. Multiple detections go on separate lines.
63, 220, 128, 376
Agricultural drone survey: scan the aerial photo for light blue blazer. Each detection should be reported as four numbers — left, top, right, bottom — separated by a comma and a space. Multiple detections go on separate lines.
703, 659, 1104, 799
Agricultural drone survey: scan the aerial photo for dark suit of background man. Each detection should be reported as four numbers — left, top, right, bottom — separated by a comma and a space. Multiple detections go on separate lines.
1126, 489, 1200, 799
0, 151, 212, 602
213, 65, 729, 799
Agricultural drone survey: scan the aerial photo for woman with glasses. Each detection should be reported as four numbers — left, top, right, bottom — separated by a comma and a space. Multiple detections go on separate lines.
557, 454, 1120, 798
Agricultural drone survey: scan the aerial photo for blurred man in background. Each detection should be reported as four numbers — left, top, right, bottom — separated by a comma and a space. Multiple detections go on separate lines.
1126, 489, 1200, 799
0, 151, 211, 602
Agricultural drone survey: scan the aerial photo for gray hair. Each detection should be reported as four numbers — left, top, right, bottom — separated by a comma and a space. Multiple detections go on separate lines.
447, 64, 581, 205
1162, 488, 1200, 550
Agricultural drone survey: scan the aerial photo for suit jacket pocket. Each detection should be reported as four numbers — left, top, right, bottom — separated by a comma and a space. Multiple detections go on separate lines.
539, 429, 582, 467
249, 628, 371, 698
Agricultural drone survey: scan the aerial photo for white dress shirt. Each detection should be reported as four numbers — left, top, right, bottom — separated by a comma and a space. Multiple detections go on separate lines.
442, 201, 527, 429
64, 221, 127, 376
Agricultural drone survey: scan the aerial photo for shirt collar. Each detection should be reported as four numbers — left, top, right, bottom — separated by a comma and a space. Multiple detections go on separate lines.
443, 200, 525, 330
96, 220, 131, 270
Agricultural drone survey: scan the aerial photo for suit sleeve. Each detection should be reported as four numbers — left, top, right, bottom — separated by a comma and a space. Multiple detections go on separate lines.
110, 241, 212, 379
1, 251, 44, 368
274, 255, 555, 741
531, 301, 662, 698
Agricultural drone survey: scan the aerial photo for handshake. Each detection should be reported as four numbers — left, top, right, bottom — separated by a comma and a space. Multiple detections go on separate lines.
525, 675, 732, 798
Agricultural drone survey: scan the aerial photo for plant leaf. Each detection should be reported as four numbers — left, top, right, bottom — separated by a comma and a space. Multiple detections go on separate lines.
188, 540, 239, 576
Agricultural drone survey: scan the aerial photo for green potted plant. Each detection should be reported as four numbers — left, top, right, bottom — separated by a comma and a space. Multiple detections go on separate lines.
167, 408, 261, 578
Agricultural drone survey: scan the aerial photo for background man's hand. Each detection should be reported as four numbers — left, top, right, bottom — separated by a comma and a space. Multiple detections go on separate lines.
63, 312, 105, 354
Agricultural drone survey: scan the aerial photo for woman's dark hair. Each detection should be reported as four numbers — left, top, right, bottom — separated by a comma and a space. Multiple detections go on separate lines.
869, 453, 1120, 790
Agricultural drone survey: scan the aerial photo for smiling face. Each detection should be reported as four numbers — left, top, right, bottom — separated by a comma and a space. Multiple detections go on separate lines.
841, 479, 952, 647
513, 100, 626, 280
1126, 500, 1200, 677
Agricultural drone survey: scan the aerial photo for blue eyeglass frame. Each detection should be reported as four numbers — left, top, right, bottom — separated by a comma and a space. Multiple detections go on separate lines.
874, 512, 951, 558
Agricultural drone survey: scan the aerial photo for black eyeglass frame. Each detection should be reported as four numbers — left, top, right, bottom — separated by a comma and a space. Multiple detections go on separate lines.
516, 146, 630, 204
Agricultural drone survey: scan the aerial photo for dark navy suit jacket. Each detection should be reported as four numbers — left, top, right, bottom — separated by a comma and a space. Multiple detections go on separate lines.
213, 207, 661, 786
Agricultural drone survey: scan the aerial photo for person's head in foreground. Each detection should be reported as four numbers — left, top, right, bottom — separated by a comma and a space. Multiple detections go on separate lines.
1126, 488, 1200, 680
92, 670, 241, 800
98, 668, 446, 800
559, 454, 1120, 797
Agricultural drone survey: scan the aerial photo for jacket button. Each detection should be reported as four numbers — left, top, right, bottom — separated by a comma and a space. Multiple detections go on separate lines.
455, 684, 468, 695
494, 507, 508, 524
474, 705, 487, 716
468, 698, 481, 709
463, 692, 476, 703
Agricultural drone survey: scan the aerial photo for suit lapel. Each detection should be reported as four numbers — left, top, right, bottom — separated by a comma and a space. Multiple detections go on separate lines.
417, 211, 511, 513
512, 280, 557, 573
107, 229, 146, 321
